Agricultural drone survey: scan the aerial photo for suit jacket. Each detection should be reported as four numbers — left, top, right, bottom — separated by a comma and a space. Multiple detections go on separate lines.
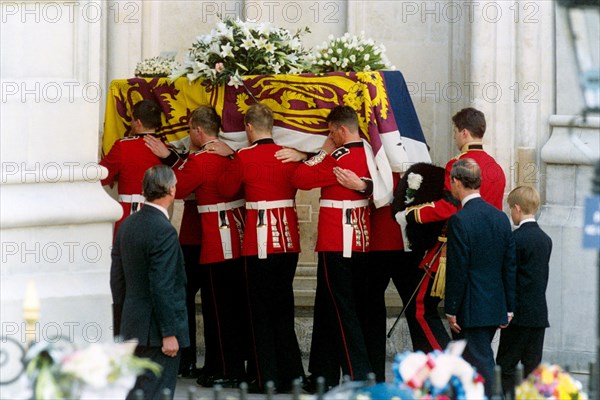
445, 197, 517, 328
511, 221, 552, 327
110, 204, 190, 348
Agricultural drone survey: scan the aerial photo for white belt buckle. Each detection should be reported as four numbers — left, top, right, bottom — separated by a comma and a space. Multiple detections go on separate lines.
342, 200, 354, 258
217, 202, 233, 260
256, 200, 268, 259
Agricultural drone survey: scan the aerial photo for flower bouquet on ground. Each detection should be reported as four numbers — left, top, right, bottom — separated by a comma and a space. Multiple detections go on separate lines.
24, 340, 160, 400
135, 56, 181, 78
172, 16, 311, 88
309, 32, 395, 73
515, 364, 589, 399
337, 341, 485, 400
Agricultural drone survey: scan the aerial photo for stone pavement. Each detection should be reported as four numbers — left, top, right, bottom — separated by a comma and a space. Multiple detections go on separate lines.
171, 360, 592, 400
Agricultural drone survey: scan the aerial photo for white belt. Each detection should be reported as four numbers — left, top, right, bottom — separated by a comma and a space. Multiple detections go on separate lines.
197, 199, 245, 260
320, 199, 368, 258
196, 199, 245, 214
246, 200, 294, 259
245, 199, 295, 210
118, 194, 146, 203
319, 199, 369, 209
118, 194, 145, 215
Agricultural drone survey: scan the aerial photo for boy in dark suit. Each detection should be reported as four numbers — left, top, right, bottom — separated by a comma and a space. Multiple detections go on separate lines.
496, 186, 552, 397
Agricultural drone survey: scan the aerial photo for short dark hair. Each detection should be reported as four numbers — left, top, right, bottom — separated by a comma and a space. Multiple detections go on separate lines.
450, 158, 481, 189
189, 106, 221, 136
132, 100, 162, 130
326, 105, 359, 131
244, 103, 274, 133
143, 165, 176, 202
452, 107, 486, 138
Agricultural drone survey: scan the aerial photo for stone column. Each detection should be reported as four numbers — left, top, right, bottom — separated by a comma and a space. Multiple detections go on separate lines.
469, 0, 516, 187
0, 0, 121, 355
540, 115, 599, 370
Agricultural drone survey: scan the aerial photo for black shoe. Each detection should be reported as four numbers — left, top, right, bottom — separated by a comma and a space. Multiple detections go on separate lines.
302, 375, 335, 394
179, 364, 201, 379
244, 380, 282, 394
197, 374, 241, 389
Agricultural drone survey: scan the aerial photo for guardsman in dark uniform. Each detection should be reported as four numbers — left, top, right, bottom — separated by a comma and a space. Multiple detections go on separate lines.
291, 106, 373, 391
100, 99, 180, 236
396, 107, 506, 352
177, 194, 204, 378
361, 172, 429, 381
171, 106, 247, 388
218, 103, 305, 393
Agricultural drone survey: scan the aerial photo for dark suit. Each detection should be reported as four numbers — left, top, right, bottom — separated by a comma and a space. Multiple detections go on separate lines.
111, 204, 190, 400
445, 196, 516, 397
496, 221, 552, 396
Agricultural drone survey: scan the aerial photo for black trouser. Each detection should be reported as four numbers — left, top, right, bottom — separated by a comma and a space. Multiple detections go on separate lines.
179, 245, 203, 371
496, 325, 546, 398
127, 346, 180, 400
307, 252, 372, 387
453, 326, 498, 398
200, 258, 248, 379
362, 250, 450, 381
244, 253, 305, 389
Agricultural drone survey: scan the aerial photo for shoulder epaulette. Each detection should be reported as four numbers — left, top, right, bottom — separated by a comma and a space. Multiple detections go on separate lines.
331, 147, 350, 160
406, 202, 435, 224
238, 143, 257, 153
304, 150, 328, 166
119, 135, 142, 142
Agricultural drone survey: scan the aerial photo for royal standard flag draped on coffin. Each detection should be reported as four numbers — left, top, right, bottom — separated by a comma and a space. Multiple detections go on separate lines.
103, 71, 431, 207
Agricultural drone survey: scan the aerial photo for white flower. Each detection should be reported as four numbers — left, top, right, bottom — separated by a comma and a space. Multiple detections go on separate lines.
264, 42, 276, 53
135, 56, 181, 77
62, 344, 112, 388
220, 43, 234, 58
407, 173, 423, 190
241, 38, 254, 50
310, 32, 392, 73
26, 340, 160, 400
228, 71, 243, 88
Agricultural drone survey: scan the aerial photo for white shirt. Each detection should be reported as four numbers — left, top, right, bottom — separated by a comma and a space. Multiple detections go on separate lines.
461, 193, 481, 207
144, 201, 169, 219
516, 217, 536, 228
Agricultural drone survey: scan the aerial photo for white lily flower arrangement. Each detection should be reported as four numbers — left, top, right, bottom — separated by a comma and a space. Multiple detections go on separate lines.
24, 340, 160, 399
171, 17, 311, 88
135, 56, 181, 78
309, 32, 395, 73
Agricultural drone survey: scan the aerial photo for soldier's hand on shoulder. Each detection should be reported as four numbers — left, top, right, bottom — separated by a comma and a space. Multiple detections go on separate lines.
275, 147, 307, 163
207, 141, 234, 157
144, 135, 170, 158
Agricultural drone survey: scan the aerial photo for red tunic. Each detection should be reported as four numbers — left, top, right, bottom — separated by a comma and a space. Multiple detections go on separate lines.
291, 142, 371, 253
408, 143, 505, 224
175, 149, 244, 264
99, 134, 164, 233
221, 139, 301, 257
370, 173, 404, 251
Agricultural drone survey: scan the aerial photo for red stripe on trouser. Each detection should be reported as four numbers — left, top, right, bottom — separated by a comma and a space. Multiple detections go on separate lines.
243, 258, 262, 386
209, 267, 227, 375
323, 255, 354, 379
415, 272, 442, 350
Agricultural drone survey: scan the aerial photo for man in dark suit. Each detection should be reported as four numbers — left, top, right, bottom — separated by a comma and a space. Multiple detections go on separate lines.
496, 185, 552, 397
111, 165, 189, 400
444, 158, 516, 398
